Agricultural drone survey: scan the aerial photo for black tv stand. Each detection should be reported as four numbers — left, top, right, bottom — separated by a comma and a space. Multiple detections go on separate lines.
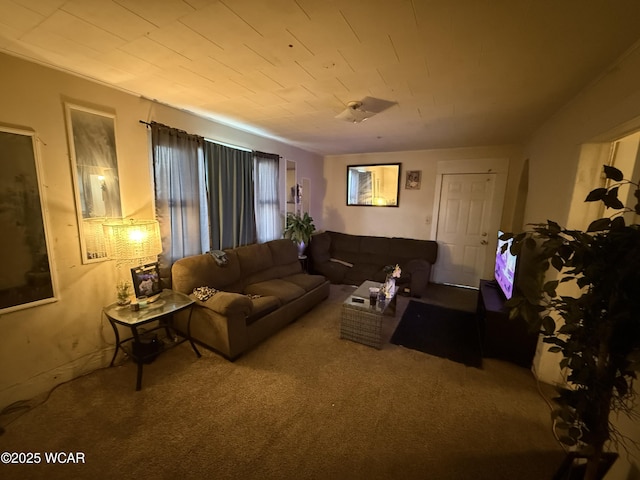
476, 279, 537, 368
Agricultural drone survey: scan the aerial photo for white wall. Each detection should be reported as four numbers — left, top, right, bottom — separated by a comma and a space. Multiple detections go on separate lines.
0, 53, 323, 408
322, 145, 523, 240
523, 43, 640, 480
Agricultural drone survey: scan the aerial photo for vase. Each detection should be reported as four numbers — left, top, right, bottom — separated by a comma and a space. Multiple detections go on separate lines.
297, 240, 306, 257
384, 275, 396, 296
378, 288, 386, 309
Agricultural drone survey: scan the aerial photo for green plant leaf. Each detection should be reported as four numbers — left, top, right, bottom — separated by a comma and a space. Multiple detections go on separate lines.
585, 188, 607, 202
610, 216, 626, 229
577, 276, 591, 289
547, 220, 562, 235
551, 255, 564, 272
604, 165, 624, 181
604, 187, 625, 209
587, 218, 610, 232
543, 280, 559, 297
542, 315, 556, 334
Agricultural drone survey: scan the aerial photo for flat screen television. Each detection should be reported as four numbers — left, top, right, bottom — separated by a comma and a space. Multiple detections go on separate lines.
131, 262, 162, 302
494, 231, 518, 300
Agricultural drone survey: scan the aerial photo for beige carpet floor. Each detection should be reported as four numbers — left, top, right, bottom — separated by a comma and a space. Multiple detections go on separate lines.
0, 284, 565, 480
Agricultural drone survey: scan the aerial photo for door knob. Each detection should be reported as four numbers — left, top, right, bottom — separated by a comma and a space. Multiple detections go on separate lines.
480, 240, 488, 245
482, 232, 487, 236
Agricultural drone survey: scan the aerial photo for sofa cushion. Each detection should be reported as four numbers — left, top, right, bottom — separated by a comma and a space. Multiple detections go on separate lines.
392, 237, 438, 263
344, 263, 382, 285
268, 238, 299, 264
246, 295, 281, 325
191, 290, 253, 316
235, 242, 273, 276
312, 260, 348, 284
309, 231, 331, 263
244, 279, 306, 303
282, 273, 327, 292
172, 251, 241, 294
360, 236, 391, 257
328, 231, 361, 264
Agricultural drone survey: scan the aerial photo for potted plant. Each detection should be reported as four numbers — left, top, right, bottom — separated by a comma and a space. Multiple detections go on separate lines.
502, 165, 640, 480
283, 212, 316, 256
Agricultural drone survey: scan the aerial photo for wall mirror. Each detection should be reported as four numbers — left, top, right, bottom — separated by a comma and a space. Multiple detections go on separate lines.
301, 177, 310, 215
0, 126, 58, 313
286, 159, 300, 215
347, 163, 401, 206
65, 103, 123, 264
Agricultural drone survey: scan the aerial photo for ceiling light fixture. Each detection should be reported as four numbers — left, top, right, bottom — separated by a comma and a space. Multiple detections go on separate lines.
335, 97, 397, 124
335, 101, 376, 124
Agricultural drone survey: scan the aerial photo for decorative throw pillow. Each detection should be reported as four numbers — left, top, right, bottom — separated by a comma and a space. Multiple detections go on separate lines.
193, 286, 261, 301
193, 286, 218, 301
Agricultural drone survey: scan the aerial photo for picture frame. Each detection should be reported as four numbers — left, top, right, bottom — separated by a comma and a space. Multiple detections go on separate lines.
0, 125, 58, 313
405, 170, 422, 190
131, 262, 162, 299
65, 103, 123, 264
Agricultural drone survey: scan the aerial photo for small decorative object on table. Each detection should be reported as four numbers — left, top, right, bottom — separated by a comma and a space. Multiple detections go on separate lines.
116, 280, 131, 306
369, 287, 379, 307
383, 264, 401, 296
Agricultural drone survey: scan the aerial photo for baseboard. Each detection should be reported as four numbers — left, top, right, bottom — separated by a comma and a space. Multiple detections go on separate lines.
0, 347, 114, 411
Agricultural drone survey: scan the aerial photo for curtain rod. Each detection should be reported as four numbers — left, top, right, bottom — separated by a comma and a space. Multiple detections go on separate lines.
139, 120, 194, 137
139, 120, 279, 158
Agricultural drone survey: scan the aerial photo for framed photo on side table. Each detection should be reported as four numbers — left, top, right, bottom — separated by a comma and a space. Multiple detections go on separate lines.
131, 262, 162, 300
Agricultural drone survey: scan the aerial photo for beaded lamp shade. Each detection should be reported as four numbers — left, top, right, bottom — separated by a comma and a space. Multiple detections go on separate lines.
82, 218, 108, 261
102, 219, 162, 262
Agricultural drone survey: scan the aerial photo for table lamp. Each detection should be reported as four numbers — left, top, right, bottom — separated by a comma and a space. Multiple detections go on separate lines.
103, 219, 162, 304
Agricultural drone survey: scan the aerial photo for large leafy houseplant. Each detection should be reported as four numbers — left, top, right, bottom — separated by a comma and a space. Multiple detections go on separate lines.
283, 212, 315, 255
502, 165, 640, 479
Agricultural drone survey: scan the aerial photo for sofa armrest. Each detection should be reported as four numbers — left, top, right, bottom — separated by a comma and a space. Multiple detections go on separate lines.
191, 291, 253, 317
404, 258, 431, 273
404, 259, 433, 298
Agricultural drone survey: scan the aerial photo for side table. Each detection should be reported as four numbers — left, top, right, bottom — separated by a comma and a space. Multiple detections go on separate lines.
477, 279, 537, 367
104, 289, 201, 390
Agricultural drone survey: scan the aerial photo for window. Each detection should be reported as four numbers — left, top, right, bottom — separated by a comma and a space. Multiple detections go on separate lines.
254, 152, 281, 243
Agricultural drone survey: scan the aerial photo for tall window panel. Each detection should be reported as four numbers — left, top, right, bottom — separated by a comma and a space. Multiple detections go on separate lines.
151, 123, 207, 285
254, 151, 281, 243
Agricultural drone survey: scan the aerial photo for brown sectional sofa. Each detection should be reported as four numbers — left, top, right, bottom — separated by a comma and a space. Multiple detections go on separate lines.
171, 238, 330, 359
308, 231, 438, 297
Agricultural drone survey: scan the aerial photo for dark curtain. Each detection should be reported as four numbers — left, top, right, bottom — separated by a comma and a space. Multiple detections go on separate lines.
151, 122, 206, 286
204, 142, 256, 250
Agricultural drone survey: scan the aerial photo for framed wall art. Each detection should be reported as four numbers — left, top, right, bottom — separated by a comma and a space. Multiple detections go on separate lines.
346, 163, 401, 207
65, 103, 123, 264
0, 126, 58, 313
405, 170, 422, 190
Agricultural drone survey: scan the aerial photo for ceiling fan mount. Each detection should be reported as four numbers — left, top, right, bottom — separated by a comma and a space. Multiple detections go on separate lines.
336, 97, 397, 124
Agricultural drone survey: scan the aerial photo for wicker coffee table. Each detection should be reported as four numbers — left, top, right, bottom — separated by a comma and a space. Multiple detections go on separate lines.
340, 280, 397, 349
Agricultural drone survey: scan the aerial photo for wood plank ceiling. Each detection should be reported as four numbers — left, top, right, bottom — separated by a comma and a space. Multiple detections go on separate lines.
1, 0, 640, 155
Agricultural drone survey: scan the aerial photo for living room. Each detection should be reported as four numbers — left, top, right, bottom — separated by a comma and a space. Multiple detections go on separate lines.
2, 2, 640, 479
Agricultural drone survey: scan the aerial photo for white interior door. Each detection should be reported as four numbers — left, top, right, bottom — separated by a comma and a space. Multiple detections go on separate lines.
433, 173, 497, 287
